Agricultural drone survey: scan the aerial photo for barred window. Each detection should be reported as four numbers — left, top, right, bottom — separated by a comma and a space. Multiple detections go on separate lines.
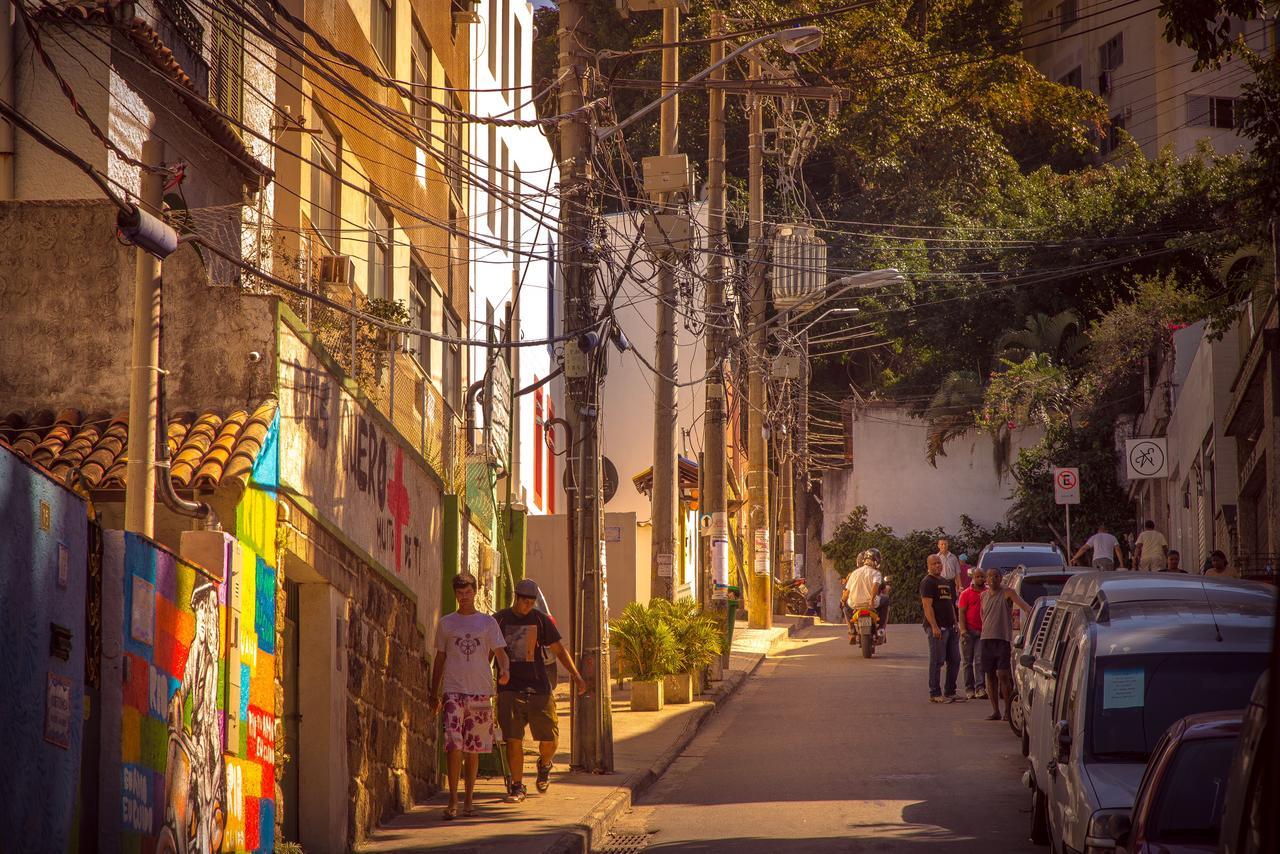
310, 113, 341, 249
372, 0, 395, 72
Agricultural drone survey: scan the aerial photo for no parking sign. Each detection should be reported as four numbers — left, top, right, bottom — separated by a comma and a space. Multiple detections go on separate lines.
1053, 467, 1080, 505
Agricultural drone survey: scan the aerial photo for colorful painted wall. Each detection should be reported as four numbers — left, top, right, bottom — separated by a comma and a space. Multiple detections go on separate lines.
0, 447, 89, 852
106, 418, 280, 854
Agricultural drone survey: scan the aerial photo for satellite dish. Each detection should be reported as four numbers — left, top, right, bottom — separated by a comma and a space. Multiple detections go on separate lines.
563, 456, 620, 504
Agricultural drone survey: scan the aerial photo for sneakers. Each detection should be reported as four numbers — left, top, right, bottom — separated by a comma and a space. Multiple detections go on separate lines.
929, 696, 953, 704
536, 762, 552, 793
947, 694, 966, 702
506, 782, 527, 803
965, 689, 977, 700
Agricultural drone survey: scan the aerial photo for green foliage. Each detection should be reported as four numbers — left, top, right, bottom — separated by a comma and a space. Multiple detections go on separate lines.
651, 598, 723, 673
978, 353, 1074, 434
609, 601, 681, 681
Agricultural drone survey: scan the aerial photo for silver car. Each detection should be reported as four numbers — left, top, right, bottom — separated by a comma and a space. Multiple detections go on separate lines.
1023, 572, 1274, 852
1010, 595, 1056, 752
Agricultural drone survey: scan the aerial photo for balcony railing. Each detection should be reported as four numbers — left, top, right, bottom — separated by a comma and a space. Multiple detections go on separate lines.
156, 0, 205, 56
1235, 553, 1280, 582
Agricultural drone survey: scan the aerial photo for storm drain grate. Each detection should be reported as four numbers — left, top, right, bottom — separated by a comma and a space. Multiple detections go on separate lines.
598, 831, 650, 854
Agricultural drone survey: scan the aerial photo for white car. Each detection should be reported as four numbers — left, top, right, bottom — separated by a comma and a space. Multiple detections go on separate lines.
1010, 595, 1056, 751
1023, 572, 1273, 853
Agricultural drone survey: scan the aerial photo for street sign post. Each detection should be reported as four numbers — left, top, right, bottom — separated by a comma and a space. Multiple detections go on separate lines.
1053, 466, 1080, 556
1125, 438, 1169, 480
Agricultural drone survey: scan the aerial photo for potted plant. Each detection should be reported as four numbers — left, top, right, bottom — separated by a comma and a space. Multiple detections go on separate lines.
610, 601, 680, 711
654, 598, 724, 704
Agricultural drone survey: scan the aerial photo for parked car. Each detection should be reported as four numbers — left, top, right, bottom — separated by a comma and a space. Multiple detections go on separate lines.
1005, 563, 1088, 633
1219, 672, 1271, 854
1022, 572, 1274, 851
976, 542, 1067, 574
1011, 595, 1057, 748
1117, 711, 1243, 854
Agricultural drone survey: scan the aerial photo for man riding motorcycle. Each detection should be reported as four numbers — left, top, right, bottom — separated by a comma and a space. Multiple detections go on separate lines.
841, 549, 885, 645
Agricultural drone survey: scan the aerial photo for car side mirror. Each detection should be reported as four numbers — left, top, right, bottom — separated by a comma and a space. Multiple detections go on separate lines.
1019, 653, 1035, 668
1055, 720, 1072, 760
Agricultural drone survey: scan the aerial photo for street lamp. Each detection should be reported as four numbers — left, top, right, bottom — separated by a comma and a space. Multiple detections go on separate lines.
595, 25, 824, 141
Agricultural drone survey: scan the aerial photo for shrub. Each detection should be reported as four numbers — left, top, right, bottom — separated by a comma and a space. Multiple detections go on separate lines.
609, 601, 681, 681
652, 598, 723, 673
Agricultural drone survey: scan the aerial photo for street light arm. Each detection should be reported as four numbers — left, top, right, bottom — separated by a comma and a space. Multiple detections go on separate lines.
596, 28, 816, 141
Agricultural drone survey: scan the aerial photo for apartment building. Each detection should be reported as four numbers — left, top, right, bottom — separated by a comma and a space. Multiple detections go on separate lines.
468, 0, 561, 521
1022, 0, 1274, 158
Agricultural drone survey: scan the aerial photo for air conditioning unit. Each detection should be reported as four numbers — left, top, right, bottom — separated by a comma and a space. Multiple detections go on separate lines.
318, 255, 355, 287
1098, 70, 1112, 95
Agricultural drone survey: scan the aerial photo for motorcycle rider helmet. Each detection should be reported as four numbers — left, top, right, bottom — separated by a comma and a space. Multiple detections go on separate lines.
858, 548, 882, 567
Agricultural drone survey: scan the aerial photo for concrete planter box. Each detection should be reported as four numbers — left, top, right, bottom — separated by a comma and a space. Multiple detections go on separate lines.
693, 667, 707, 696
664, 672, 694, 704
631, 679, 664, 711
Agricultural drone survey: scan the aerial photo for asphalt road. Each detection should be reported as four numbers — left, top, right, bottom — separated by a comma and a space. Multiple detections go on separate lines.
625, 622, 1041, 853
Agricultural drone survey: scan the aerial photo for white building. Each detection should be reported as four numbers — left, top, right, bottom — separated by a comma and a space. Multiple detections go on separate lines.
1021, 0, 1274, 158
469, 0, 561, 515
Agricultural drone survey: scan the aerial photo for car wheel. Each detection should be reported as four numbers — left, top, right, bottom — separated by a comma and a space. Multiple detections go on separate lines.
1009, 698, 1024, 737
1029, 783, 1050, 845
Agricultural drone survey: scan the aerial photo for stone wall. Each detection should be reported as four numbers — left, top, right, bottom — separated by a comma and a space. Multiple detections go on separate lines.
345, 564, 434, 846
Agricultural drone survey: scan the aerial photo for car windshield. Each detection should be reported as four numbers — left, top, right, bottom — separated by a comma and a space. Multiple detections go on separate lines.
1150, 736, 1238, 845
980, 551, 1062, 570
1089, 653, 1266, 761
1019, 576, 1072, 604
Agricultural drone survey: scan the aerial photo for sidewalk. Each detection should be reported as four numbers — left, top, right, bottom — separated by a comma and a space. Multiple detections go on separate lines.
358, 615, 809, 853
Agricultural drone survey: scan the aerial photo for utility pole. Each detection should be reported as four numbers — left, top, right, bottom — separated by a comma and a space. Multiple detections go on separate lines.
702, 9, 729, 621
649, 4, 680, 601
794, 334, 810, 582
745, 52, 772, 629
124, 138, 165, 537
559, 0, 613, 773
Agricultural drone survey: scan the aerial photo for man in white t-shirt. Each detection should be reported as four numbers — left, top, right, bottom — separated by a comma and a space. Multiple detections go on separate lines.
1072, 524, 1123, 571
935, 538, 960, 581
1133, 520, 1169, 571
842, 550, 883, 644
430, 572, 510, 819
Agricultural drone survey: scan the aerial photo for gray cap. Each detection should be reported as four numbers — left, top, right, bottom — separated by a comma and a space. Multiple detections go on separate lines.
514, 578, 540, 599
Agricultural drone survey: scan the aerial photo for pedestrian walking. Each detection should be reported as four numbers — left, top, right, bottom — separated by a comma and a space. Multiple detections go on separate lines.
429, 573, 510, 820
1204, 549, 1237, 578
920, 554, 963, 703
495, 578, 588, 802
955, 570, 987, 699
934, 537, 961, 582
1158, 549, 1187, 573
980, 569, 1032, 722
1133, 520, 1169, 571
1071, 523, 1123, 570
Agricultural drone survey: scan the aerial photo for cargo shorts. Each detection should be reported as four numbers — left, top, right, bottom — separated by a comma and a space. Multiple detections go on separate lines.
496, 690, 558, 742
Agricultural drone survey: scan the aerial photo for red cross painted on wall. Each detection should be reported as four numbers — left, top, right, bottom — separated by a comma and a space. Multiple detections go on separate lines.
386, 447, 411, 573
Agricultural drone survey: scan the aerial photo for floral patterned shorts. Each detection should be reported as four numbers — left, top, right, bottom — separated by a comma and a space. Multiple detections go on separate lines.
442, 693, 497, 754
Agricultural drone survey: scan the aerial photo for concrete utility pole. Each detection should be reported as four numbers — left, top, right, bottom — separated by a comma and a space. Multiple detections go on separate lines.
702, 9, 729, 620
558, 0, 613, 772
124, 138, 165, 537
649, 5, 680, 601
745, 51, 772, 629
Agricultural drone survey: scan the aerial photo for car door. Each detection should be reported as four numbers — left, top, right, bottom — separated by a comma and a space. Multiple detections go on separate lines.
1047, 630, 1089, 851
1028, 605, 1076, 792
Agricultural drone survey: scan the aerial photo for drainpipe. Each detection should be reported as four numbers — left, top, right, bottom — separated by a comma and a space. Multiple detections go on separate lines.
1, 0, 15, 198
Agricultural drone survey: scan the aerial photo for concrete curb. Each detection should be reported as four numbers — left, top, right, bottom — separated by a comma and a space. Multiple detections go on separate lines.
541, 652, 769, 854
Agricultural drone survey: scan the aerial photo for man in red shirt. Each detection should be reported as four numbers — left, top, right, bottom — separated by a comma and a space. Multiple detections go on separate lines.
956, 570, 987, 699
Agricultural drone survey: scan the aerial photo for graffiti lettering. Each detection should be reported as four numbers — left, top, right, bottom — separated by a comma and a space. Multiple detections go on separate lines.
290, 361, 332, 450
224, 762, 245, 851
402, 533, 422, 575
122, 765, 152, 833
247, 707, 275, 766
148, 664, 167, 718
345, 414, 388, 509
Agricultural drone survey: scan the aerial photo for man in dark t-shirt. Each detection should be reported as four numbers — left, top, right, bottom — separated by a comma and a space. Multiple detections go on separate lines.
919, 554, 963, 703
495, 579, 587, 802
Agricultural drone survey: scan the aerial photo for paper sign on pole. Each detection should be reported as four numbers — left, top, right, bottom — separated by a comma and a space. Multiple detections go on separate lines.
1053, 467, 1080, 505
710, 512, 729, 599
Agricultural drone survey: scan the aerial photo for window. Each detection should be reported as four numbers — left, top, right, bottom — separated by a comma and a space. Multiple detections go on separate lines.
1102, 112, 1125, 156
487, 0, 498, 78
409, 263, 436, 369
513, 18, 523, 119
1188, 95, 1237, 129
1148, 737, 1238, 845
1059, 66, 1082, 89
372, 0, 395, 72
1057, 0, 1078, 31
1099, 33, 1124, 71
411, 24, 431, 146
367, 198, 393, 302
446, 92, 464, 202
209, 6, 244, 126
500, 0, 511, 93
533, 385, 545, 509
310, 113, 341, 249
443, 309, 462, 413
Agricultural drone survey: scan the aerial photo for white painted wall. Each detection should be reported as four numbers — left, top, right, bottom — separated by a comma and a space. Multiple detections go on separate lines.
822, 405, 1044, 538
470, 0, 560, 514
1021, 0, 1272, 158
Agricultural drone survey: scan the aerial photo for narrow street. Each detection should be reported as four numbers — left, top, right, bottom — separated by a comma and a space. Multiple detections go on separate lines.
623, 622, 1038, 853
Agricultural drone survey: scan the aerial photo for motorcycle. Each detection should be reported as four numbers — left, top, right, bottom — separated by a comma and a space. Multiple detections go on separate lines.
775, 576, 810, 615
849, 605, 885, 658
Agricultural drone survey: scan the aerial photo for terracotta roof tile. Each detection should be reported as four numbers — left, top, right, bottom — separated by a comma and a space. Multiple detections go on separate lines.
1, 400, 277, 492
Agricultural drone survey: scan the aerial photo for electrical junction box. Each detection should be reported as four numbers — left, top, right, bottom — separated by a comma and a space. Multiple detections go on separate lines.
616, 0, 689, 16
564, 345, 591, 379
642, 213, 696, 258
771, 354, 803, 380
642, 154, 693, 199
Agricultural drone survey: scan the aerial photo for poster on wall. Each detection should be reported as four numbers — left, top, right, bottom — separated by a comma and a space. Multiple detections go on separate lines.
43, 673, 72, 749
753, 529, 770, 576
